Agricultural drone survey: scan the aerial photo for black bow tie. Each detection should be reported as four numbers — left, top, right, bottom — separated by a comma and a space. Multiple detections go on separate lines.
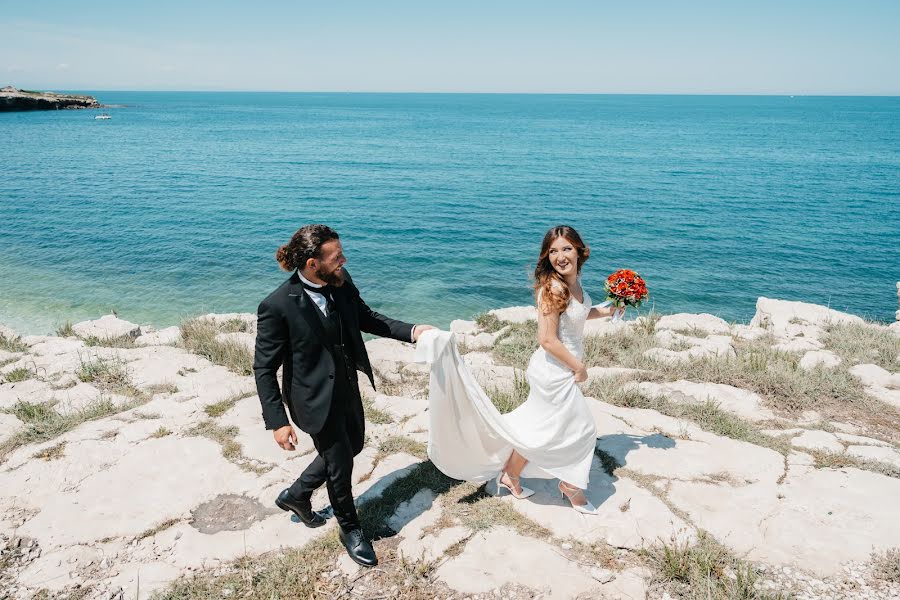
301, 281, 331, 296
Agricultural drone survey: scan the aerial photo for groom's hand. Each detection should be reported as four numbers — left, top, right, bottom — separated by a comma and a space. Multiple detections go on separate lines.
273, 425, 297, 451
412, 324, 435, 342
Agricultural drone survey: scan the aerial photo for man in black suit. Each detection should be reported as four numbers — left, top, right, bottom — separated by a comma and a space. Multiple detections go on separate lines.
254, 224, 432, 567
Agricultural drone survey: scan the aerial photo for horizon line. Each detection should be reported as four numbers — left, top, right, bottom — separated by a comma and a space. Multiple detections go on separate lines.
31, 88, 900, 98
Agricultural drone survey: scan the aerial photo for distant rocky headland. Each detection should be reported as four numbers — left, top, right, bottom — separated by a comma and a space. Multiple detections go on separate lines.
0, 86, 101, 112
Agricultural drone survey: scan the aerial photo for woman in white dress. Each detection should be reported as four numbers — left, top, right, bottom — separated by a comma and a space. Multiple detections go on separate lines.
496, 225, 624, 514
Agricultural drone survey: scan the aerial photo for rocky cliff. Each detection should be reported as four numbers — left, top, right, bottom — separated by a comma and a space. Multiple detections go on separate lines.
0, 86, 101, 112
1, 298, 899, 599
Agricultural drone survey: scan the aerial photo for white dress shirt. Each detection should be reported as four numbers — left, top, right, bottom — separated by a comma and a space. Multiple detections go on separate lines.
297, 271, 332, 317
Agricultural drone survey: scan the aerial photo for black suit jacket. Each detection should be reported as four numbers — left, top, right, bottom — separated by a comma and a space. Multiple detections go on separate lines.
254, 270, 414, 435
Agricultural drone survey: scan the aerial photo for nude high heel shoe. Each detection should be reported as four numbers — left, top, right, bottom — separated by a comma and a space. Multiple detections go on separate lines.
559, 481, 598, 515
495, 472, 535, 499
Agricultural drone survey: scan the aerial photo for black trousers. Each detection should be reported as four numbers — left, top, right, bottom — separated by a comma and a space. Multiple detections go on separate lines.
288, 357, 365, 531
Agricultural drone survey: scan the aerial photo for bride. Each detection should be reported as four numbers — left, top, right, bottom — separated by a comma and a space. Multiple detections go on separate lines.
416, 225, 623, 514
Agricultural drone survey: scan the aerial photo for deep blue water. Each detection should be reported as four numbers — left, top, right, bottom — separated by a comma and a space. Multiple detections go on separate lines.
1, 93, 898, 334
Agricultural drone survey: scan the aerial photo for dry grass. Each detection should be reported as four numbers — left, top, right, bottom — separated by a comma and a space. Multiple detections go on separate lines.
150, 426, 172, 438
2, 367, 34, 384
376, 435, 427, 464
187, 420, 272, 475
32, 441, 67, 461
579, 321, 898, 438
0, 333, 28, 353
870, 547, 900, 583
474, 312, 505, 333
137, 518, 181, 541
810, 450, 900, 479
145, 382, 179, 395
0, 396, 143, 463
81, 334, 137, 348
203, 390, 256, 418
373, 367, 429, 398
491, 320, 539, 370
643, 532, 792, 599
180, 318, 253, 376
485, 371, 530, 415
56, 322, 75, 337
823, 322, 900, 371
362, 394, 394, 424
586, 377, 791, 456
76, 356, 145, 399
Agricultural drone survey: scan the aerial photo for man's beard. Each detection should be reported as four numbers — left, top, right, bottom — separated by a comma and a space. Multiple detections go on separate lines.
316, 265, 345, 287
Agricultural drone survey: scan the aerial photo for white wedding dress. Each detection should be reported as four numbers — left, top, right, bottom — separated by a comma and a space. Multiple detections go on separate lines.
415, 289, 597, 489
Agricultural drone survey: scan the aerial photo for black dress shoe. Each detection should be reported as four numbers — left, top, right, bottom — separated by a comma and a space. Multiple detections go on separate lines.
338, 527, 378, 567
275, 489, 326, 528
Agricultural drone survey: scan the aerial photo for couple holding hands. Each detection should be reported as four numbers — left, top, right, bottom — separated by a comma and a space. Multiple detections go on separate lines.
254, 223, 624, 567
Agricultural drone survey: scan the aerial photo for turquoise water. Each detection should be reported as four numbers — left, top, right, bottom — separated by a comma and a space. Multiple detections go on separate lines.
1, 93, 898, 335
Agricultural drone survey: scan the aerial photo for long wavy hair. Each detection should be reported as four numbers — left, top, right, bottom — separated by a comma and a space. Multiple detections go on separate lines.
275, 224, 340, 271
533, 225, 590, 315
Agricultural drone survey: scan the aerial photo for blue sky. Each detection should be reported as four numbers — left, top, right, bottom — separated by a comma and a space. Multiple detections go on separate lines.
2, 0, 898, 94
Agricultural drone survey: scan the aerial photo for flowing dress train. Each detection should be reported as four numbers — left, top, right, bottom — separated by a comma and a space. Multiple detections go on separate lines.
416, 290, 596, 489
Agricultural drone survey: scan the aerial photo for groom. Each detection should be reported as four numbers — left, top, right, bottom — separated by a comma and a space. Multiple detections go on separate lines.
254, 224, 432, 567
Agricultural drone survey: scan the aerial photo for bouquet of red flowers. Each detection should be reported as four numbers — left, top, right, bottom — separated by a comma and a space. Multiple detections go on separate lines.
603, 269, 649, 321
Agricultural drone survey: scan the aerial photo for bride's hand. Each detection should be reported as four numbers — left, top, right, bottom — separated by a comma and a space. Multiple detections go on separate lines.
573, 364, 588, 383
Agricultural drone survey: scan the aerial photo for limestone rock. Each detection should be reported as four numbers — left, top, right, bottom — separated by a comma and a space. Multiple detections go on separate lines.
750, 297, 863, 331
72, 315, 141, 341
586, 366, 647, 381
0, 87, 101, 111
489, 305, 536, 323
630, 380, 775, 422
583, 319, 630, 337
850, 364, 900, 389
849, 364, 900, 409
0, 412, 24, 445
450, 319, 477, 335
463, 331, 497, 350
845, 445, 900, 468
799, 350, 842, 371
773, 337, 824, 353
435, 527, 603, 598
790, 430, 843, 453
214, 332, 255, 353
365, 337, 417, 364
135, 326, 181, 347
196, 312, 257, 333
667, 466, 900, 577
463, 352, 523, 394
656, 313, 731, 335
731, 323, 769, 340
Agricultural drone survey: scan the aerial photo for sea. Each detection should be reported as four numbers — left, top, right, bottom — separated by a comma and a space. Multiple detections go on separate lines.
1, 93, 898, 335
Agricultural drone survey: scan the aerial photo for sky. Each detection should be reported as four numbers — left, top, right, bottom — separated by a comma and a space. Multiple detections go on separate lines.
2, 0, 899, 94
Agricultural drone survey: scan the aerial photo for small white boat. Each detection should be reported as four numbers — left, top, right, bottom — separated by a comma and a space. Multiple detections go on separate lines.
94, 113, 111, 120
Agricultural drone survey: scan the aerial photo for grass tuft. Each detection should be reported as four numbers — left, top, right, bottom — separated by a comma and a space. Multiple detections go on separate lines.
150, 426, 172, 438
203, 390, 255, 418
76, 356, 145, 399
586, 377, 791, 456
2, 367, 34, 383
362, 395, 395, 424
474, 312, 505, 333
145, 382, 179, 395
870, 547, 900, 583
56, 322, 75, 337
180, 318, 253, 376
0, 333, 28, 353
644, 532, 791, 599
491, 320, 539, 370
81, 334, 137, 348
486, 372, 530, 414
32, 441, 67, 461
822, 322, 900, 371
187, 420, 271, 474
0, 396, 145, 462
